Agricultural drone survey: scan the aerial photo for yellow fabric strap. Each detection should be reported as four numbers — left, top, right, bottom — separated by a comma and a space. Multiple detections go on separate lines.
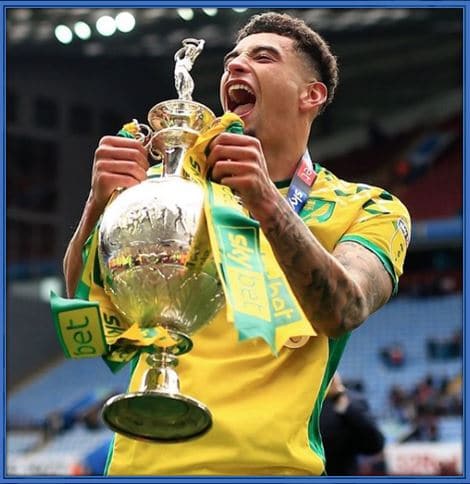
183, 112, 315, 353
260, 233, 317, 350
182, 113, 242, 273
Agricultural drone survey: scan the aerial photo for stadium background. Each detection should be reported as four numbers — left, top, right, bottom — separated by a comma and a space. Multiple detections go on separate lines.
5, 7, 463, 476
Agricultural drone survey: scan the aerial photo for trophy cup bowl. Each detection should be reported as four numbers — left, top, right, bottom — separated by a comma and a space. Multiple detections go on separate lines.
97, 91, 223, 441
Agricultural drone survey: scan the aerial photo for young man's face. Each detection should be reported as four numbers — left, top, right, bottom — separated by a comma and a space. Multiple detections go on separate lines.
219, 32, 313, 142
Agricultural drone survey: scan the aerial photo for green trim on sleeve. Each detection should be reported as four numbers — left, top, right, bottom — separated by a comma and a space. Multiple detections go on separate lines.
339, 234, 398, 296
103, 354, 141, 475
103, 434, 115, 475
313, 163, 324, 173
308, 333, 351, 465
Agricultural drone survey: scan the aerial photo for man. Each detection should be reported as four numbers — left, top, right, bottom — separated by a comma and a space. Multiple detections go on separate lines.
64, 12, 410, 475
320, 373, 385, 475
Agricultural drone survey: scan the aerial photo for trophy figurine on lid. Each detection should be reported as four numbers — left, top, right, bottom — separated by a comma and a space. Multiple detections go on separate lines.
97, 38, 223, 442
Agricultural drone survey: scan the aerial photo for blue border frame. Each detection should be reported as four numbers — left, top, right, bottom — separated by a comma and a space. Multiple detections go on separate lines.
1, 1, 467, 483
1, 0, 5, 482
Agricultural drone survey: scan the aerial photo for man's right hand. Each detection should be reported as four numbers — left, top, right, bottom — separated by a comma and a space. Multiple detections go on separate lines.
90, 135, 149, 214
63, 135, 149, 297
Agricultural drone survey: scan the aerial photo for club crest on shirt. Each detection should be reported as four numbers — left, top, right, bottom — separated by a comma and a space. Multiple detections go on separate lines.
301, 198, 336, 223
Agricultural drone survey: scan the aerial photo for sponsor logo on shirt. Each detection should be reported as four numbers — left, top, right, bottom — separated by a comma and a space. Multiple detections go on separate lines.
397, 218, 411, 246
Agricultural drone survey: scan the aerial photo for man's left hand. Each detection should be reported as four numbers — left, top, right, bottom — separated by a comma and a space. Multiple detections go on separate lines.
206, 132, 279, 222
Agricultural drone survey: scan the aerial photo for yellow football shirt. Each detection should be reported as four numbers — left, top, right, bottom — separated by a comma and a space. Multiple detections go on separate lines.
106, 163, 411, 475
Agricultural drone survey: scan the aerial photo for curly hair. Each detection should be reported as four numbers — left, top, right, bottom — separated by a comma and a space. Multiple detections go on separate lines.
236, 12, 339, 113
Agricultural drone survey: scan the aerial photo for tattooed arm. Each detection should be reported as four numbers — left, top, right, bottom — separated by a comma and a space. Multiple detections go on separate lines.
258, 194, 393, 337
208, 133, 393, 338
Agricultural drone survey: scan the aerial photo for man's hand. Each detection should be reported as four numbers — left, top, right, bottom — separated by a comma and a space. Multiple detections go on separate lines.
91, 135, 149, 214
206, 132, 279, 222
206, 132, 393, 338
64, 135, 149, 297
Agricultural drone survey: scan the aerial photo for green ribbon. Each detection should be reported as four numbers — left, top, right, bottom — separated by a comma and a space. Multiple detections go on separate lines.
50, 291, 107, 359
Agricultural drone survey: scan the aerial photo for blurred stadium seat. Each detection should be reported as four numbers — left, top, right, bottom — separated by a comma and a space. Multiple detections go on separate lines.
339, 294, 462, 419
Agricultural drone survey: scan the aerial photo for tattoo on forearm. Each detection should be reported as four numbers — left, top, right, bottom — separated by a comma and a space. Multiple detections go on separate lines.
262, 200, 391, 335
263, 201, 366, 334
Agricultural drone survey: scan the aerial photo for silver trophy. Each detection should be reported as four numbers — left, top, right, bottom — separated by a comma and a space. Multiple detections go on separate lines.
98, 39, 223, 442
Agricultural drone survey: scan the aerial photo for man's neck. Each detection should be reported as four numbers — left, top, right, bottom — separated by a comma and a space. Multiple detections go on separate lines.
263, 143, 307, 182
259, 120, 311, 182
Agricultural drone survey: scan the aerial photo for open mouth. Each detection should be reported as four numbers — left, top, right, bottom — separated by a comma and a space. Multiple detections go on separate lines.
227, 83, 256, 117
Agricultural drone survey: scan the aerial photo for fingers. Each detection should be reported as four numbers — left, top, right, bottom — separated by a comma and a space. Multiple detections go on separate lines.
207, 132, 260, 159
208, 145, 252, 167
94, 159, 148, 182
207, 133, 262, 172
211, 132, 255, 146
96, 136, 149, 170
91, 136, 150, 211
208, 142, 271, 201
98, 135, 148, 155
211, 160, 255, 184
94, 173, 143, 191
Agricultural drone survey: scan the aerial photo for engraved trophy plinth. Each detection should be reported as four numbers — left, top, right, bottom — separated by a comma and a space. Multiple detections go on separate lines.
98, 39, 222, 442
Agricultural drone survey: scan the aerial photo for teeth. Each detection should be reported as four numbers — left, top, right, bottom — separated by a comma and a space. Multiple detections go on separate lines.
228, 83, 254, 100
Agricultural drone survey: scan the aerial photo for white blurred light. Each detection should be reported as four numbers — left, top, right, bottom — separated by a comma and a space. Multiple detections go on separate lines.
96, 15, 116, 36
55, 25, 73, 44
202, 8, 218, 17
233, 8, 248, 13
116, 12, 135, 33
40, 277, 63, 302
74, 21, 91, 40
177, 8, 194, 21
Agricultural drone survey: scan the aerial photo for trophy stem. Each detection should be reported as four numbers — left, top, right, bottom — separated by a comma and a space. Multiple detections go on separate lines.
159, 329, 193, 356
140, 352, 180, 393
162, 144, 191, 177
101, 331, 212, 442
147, 99, 215, 177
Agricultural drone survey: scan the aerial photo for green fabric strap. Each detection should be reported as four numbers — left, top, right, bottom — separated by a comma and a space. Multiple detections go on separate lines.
50, 291, 107, 359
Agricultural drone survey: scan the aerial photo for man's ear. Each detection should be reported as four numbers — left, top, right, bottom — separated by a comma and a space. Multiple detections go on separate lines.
299, 81, 328, 112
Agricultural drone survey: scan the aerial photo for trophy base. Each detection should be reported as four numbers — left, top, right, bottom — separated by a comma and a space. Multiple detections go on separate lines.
102, 391, 212, 442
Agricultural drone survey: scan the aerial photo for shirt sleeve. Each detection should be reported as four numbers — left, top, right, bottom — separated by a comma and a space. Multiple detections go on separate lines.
339, 191, 411, 295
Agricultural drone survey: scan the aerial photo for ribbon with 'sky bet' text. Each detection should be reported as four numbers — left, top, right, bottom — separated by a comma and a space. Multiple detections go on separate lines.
182, 112, 315, 353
